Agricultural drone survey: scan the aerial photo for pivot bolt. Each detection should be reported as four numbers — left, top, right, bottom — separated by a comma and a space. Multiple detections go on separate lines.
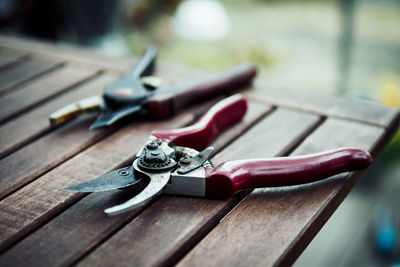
179, 156, 191, 165
118, 170, 130, 176
146, 142, 158, 150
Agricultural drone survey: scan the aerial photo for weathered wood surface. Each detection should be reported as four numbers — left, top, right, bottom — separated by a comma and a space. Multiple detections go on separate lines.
248, 81, 399, 127
0, 73, 118, 159
0, 65, 99, 124
0, 57, 60, 97
77, 109, 321, 267
178, 119, 386, 267
0, 49, 27, 69
0, 35, 398, 267
0, 100, 270, 267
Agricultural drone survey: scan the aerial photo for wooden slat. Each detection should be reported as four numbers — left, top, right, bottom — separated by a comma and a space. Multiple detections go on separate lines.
0, 110, 191, 252
0, 53, 26, 69
0, 65, 99, 124
72, 108, 321, 267
0, 88, 245, 253
0, 35, 133, 72
0, 58, 61, 96
0, 36, 397, 267
0, 73, 117, 159
247, 81, 399, 127
4, 34, 395, 128
0, 100, 271, 266
0, 35, 243, 82
177, 118, 390, 267
0, 74, 122, 199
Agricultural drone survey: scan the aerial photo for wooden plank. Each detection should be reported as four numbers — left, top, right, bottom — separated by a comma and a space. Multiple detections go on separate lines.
0, 100, 271, 267
178, 118, 391, 267
0, 54, 25, 69
0, 35, 239, 81
0, 74, 121, 199
72, 108, 322, 267
0, 89, 241, 253
0, 73, 118, 159
0, 58, 61, 97
0, 35, 133, 72
0, 48, 27, 67
247, 81, 399, 127
0, 35, 396, 267
0, 65, 99, 124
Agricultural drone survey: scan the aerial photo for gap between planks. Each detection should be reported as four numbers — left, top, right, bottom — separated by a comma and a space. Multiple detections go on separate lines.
0, 53, 29, 71
275, 112, 400, 266
0, 93, 261, 257
0, 66, 103, 126
0, 56, 64, 98
71, 108, 322, 267
245, 83, 400, 129
0, 73, 125, 201
0, 108, 196, 253
0, 99, 271, 266
177, 117, 397, 267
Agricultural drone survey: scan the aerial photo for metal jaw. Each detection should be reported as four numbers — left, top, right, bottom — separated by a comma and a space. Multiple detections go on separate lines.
104, 145, 214, 216
104, 160, 173, 216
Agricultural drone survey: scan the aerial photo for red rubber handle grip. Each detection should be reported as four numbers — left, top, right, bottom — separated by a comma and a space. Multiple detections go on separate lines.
152, 94, 247, 151
147, 63, 256, 119
205, 148, 373, 199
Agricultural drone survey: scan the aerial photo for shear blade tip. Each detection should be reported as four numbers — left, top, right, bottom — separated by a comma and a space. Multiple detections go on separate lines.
104, 207, 124, 216
90, 119, 113, 130
89, 123, 105, 130
62, 187, 77, 192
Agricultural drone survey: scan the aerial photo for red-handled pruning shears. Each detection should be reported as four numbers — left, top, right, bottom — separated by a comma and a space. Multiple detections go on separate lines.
64, 94, 373, 215
49, 47, 256, 129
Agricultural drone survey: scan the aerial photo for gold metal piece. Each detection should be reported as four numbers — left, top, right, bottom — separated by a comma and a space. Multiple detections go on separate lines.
49, 95, 103, 127
141, 76, 168, 90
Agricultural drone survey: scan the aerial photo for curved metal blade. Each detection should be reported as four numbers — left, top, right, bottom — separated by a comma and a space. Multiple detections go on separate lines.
104, 160, 171, 216
90, 105, 143, 129
63, 166, 140, 192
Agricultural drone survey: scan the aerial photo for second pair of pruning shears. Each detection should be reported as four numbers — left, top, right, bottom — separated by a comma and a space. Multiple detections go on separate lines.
49, 47, 257, 129
64, 94, 373, 216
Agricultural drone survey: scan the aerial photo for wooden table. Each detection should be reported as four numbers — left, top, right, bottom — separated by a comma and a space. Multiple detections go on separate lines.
0, 35, 398, 267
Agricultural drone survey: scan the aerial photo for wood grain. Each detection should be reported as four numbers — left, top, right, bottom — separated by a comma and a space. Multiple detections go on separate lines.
0, 74, 122, 199
1, 34, 396, 128
0, 58, 61, 97
0, 65, 99, 124
0, 51, 27, 69
0, 110, 194, 252
0, 37, 397, 267
247, 81, 399, 127
75, 108, 321, 267
177, 118, 390, 267
0, 90, 237, 253
0, 73, 117, 159
0, 35, 133, 72
0, 100, 270, 267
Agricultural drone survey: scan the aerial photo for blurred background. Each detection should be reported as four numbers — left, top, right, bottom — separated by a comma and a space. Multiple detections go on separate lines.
0, 0, 399, 265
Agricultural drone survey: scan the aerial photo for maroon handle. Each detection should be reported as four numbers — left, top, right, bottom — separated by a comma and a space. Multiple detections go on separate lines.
152, 94, 247, 151
205, 148, 373, 199
147, 63, 256, 119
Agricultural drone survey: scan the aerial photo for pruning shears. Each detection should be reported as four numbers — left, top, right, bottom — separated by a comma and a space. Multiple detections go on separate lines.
64, 94, 373, 216
49, 47, 257, 129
